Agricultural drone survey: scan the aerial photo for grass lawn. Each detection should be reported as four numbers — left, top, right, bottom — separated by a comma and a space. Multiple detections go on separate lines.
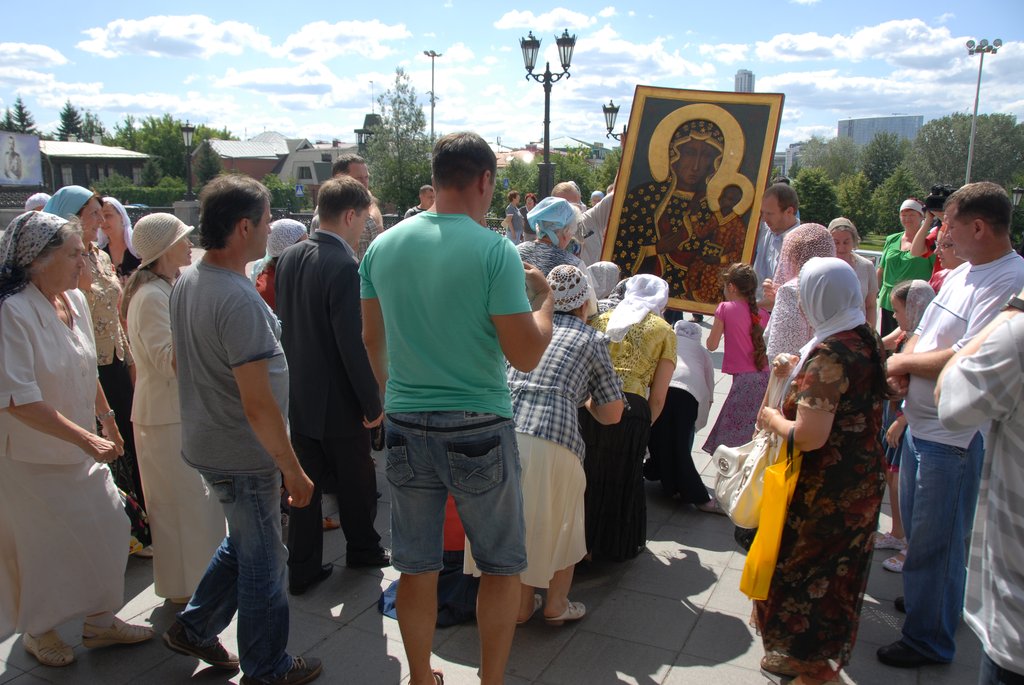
859, 232, 889, 251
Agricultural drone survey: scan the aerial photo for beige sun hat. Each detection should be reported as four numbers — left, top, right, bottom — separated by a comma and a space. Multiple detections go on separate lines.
133, 213, 193, 268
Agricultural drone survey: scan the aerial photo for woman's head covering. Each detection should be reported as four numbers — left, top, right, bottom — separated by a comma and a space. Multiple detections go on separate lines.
588, 261, 621, 299
547, 264, 590, 313
526, 196, 578, 244
774, 222, 835, 285
24, 192, 51, 212
97, 197, 139, 258
133, 213, 193, 268
605, 274, 669, 342
789, 256, 866, 383
901, 279, 935, 333
827, 216, 860, 245
0, 211, 69, 306
673, 320, 702, 342
267, 219, 307, 258
900, 198, 925, 216
42, 185, 94, 220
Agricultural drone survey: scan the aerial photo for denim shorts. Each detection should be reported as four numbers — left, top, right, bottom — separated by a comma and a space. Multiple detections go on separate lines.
384, 411, 526, 576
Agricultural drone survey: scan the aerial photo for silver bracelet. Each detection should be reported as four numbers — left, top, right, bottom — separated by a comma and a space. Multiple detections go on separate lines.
96, 409, 116, 421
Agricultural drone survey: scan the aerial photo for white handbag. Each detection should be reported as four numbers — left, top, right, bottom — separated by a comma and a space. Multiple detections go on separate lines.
713, 373, 786, 528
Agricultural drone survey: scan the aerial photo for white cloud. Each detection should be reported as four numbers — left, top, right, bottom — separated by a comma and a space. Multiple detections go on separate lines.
274, 20, 411, 61
218, 63, 340, 96
77, 15, 272, 59
598, 7, 616, 18
936, 12, 955, 24
493, 9, 596, 31
0, 43, 68, 68
789, 0, 821, 5
698, 43, 749, 65
440, 42, 475, 64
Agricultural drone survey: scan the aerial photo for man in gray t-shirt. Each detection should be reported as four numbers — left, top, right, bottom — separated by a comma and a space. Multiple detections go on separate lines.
165, 175, 322, 685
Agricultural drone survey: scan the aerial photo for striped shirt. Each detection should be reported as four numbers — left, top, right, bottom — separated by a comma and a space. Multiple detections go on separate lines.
938, 314, 1024, 674
508, 312, 623, 461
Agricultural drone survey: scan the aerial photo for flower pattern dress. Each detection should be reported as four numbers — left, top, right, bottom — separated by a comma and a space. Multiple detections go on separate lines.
754, 326, 886, 680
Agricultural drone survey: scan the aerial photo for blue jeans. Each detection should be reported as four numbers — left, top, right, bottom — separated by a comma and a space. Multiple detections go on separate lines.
177, 471, 291, 681
384, 412, 526, 576
899, 430, 984, 662
981, 654, 1024, 685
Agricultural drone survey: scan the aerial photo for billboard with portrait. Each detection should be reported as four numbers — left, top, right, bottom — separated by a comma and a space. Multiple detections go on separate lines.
602, 86, 784, 314
0, 132, 42, 187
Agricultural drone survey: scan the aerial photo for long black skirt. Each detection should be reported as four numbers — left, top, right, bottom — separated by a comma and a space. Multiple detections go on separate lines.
646, 388, 710, 503
580, 392, 650, 562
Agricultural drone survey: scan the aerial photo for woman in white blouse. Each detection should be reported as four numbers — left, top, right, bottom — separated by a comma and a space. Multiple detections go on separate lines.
0, 211, 153, 667
121, 214, 225, 604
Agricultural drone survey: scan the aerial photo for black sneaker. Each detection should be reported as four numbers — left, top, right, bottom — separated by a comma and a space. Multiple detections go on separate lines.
241, 656, 323, 685
162, 621, 239, 671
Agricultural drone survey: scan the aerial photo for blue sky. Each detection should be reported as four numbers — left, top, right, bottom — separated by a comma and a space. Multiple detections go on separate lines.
2, 1, 1022, 151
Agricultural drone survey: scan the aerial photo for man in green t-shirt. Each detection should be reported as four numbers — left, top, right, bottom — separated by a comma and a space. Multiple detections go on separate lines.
360, 131, 553, 685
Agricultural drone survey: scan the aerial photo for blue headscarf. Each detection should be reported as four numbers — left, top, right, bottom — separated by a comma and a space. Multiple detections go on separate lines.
43, 185, 94, 220
526, 196, 577, 244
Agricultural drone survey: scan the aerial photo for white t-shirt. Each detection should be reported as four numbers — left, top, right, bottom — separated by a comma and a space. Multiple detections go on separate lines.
904, 252, 1024, 447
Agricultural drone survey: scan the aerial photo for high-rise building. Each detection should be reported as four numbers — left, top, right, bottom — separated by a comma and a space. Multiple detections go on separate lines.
734, 69, 755, 93
837, 115, 923, 146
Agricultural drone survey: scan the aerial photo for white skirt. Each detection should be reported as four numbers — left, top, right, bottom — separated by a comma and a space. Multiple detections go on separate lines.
465, 433, 587, 587
135, 423, 226, 599
0, 454, 128, 638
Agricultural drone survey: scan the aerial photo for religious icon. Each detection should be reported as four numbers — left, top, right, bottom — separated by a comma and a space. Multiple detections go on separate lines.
603, 87, 784, 314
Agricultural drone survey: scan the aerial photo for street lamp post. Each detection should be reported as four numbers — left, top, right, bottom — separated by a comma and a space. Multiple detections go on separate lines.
964, 38, 1002, 185
602, 100, 624, 141
180, 120, 195, 201
519, 29, 577, 198
423, 50, 442, 144
1012, 186, 1024, 209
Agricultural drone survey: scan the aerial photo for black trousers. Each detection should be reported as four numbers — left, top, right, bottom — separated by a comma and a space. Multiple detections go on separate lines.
98, 355, 144, 509
287, 431, 381, 584
646, 388, 710, 503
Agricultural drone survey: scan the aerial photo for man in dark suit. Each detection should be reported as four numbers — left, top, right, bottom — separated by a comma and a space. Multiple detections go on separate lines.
275, 176, 389, 595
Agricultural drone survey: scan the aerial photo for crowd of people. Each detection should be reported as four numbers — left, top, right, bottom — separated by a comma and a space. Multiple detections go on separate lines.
1, 130, 1022, 685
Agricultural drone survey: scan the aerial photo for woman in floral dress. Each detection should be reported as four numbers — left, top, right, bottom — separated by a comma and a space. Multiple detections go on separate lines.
756, 257, 887, 684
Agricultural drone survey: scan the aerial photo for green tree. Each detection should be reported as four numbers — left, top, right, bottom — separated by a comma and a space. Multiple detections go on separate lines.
870, 165, 923, 233
55, 100, 83, 141
365, 67, 432, 212
553, 146, 597, 200
594, 148, 622, 193
81, 110, 108, 143
492, 157, 539, 216
861, 132, 909, 190
793, 167, 839, 225
11, 96, 37, 134
907, 113, 1024, 189
110, 115, 139, 150
262, 172, 296, 211
194, 140, 223, 188
836, 172, 874, 234
140, 158, 161, 187
799, 135, 861, 184
1, 109, 14, 132
133, 115, 235, 180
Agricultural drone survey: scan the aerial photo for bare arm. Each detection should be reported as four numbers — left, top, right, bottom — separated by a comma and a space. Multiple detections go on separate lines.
909, 219, 931, 258
585, 397, 624, 425
7, 398, 120, 462
232, 359, 314, 508
646, 358, 675, 424
936, 306, 1021, 403
94, 379, 123, 454
865, 293, 878, 330
361, 297, 389, 391
705, 315, 724, 351
758, 404, 835, 453
887, 347, 954, 380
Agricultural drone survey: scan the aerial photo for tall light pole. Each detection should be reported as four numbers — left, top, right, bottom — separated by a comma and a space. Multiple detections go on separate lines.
423, 50, 442, 144
520, 29, 577, 198
180, 120, 195, 201
964, 38, 1001, 185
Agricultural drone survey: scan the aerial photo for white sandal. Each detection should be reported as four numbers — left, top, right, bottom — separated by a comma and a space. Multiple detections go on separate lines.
882, 554, 905, 573
544, 601, 586, 626
82, 616, 154, 648
23, 631, 74, 667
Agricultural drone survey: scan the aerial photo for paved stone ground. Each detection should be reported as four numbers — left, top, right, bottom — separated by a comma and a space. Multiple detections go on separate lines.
0, 319, 982, 684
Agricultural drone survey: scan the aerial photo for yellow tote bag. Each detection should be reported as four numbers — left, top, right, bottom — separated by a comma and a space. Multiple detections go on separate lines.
740, 428, 802, 601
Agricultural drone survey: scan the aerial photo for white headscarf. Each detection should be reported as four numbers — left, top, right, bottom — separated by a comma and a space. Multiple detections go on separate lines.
901, 279, 935, 333
97, 197, 139, 258
587, 261, 621, 299
605, 274, 669, 342
790, 257, 866, 382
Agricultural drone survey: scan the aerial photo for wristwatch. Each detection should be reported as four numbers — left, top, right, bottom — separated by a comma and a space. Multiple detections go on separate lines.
1004, 295, 1024, 313
96, 409, 116, 421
